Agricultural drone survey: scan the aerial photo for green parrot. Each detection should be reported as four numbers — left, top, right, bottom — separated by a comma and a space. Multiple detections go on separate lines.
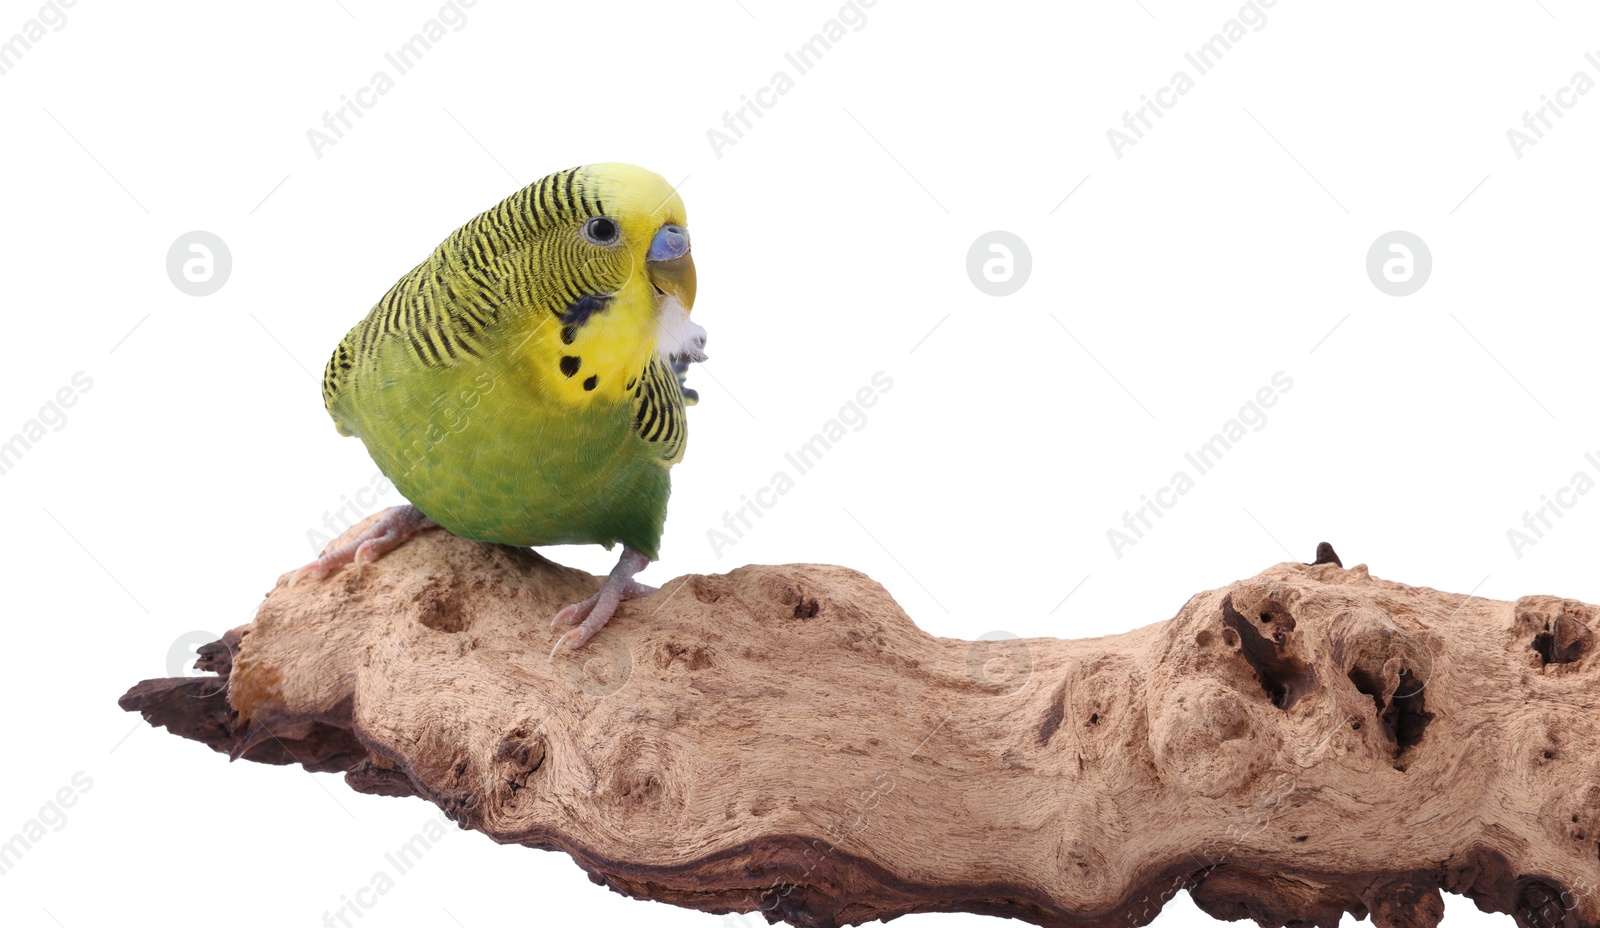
289, 164, 704, 655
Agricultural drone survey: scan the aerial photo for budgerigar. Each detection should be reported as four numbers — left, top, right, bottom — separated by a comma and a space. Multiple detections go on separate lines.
289, 164, 705, 655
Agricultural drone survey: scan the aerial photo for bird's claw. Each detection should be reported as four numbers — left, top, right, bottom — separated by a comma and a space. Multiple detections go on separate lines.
282, 505, 437, 588
547, 626, 600, 662
547, 547, 654, 659
550, 578, 656, 631
285, 561, 332, 588
551, 596, 598, 630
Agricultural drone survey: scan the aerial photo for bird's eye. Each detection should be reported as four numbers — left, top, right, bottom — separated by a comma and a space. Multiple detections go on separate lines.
582, 217, 619, 245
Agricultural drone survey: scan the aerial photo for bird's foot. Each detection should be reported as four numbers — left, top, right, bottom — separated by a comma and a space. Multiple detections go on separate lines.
285, 505, 439, 586
548, 546, 655, 659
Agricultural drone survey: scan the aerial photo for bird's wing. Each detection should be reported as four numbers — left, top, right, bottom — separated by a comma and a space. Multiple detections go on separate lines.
322, 240, 533, 437
630, 355, 688, 466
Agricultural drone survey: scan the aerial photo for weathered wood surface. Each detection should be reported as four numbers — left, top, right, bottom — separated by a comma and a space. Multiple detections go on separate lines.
119, 527, 1600, 928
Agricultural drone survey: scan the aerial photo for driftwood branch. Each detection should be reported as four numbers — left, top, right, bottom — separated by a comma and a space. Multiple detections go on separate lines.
119, 522, 1600, 928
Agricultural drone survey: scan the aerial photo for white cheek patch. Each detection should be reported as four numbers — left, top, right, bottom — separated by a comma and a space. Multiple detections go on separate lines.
655, 295, 708, 362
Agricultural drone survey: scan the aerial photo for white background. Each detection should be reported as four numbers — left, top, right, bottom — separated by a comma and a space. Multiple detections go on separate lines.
2, 1, 1597, 926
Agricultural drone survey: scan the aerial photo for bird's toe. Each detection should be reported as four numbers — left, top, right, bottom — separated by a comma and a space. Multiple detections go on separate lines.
552, 595, 599, 630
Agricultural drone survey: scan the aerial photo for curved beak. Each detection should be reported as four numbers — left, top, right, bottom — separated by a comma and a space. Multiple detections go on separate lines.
646, 224, 696, 311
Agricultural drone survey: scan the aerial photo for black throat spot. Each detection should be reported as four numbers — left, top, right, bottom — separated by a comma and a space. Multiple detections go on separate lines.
559, 293, 612, 344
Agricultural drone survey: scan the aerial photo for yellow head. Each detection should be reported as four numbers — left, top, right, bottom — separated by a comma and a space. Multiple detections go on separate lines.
569, 162, 696, 318
475, 163, 703, 404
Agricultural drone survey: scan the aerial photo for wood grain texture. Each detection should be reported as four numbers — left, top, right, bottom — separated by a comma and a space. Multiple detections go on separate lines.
119, 522, 1600, 928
